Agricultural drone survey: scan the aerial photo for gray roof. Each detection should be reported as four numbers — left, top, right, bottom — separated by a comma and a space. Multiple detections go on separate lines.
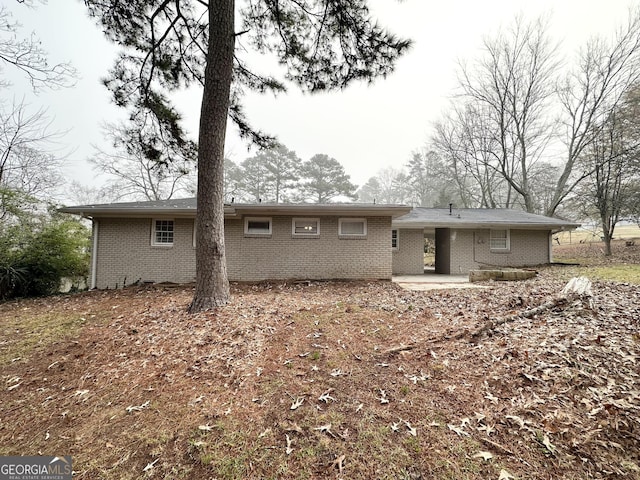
59, 198, 412, 218
393, 208, 580, 230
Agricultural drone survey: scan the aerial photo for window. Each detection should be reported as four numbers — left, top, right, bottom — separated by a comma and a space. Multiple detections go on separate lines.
292, 218, 320, 236
339, 218, 367, 236
490, 229, 510, 250
152, 219, 174, 246
244, 217, 272, 235
391, 229, 399, 250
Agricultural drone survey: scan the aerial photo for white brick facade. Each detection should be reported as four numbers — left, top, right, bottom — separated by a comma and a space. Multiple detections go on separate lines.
448, 229, 551, 273
92, 216, 392, 288
392, 229, 424, 275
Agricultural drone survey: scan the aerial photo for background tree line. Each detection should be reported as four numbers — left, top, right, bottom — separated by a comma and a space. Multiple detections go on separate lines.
3, 2, 640, 302
223, 148, 357, 204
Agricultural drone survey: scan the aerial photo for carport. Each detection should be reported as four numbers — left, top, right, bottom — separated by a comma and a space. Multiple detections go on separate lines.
391, 207, 580, 276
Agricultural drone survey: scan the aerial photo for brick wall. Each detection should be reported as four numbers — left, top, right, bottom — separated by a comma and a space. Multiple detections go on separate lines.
392, 228, 425, 274
93, 215, 392, 288
225, 216, 391, 281
448, 228, 551, 273
94, 218, 196, 289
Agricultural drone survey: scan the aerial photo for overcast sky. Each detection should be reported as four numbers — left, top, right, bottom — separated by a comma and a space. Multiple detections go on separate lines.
5, 0, 636, 200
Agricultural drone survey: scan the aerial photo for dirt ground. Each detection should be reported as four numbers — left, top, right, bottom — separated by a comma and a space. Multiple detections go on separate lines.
1, 243, 639, 479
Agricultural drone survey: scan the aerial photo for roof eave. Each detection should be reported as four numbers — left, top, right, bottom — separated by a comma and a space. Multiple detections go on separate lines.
393, 221, 581, 230
231, 204, 411, 217
59, 204, 412, 219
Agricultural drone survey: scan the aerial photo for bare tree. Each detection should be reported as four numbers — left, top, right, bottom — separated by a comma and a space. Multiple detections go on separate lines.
455, 15, 559, 213
433, 10, 640, 217
375, 167, 407, 204
0, 99, 59, 185
90, 118, 196, 201
0, 4, 75, 90
551, 7, 640, 216
0, 99, 64, 221
433, 102, 509, 208
575, 86, 640, 255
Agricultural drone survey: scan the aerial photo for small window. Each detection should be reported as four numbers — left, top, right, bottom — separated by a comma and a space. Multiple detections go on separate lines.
339, 218, 367, 236
152, 219, 174, 246
292, 218, 320, 236
490, 229, 510, 250
245, 217, 272, 235
391, 229, 399, 250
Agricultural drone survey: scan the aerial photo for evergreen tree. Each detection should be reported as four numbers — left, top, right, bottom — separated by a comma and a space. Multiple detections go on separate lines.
263, 146, 301, 203
299, 154, 357, 203
84, 0, 411, 310
240, 155, 271, 202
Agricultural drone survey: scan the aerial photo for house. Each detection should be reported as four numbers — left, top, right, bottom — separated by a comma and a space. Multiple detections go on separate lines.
60, 199, 579, 289
60, 198, 411, 289
391, 207, 580, 275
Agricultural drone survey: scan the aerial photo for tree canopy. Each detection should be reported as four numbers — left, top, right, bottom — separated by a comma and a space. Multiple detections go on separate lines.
84, 0, 411, 310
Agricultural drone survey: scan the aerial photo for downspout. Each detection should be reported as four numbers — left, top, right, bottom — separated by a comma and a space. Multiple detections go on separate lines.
91, 219, 99, 289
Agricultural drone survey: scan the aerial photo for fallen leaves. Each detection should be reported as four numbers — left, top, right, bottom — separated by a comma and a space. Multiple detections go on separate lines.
1, 267, 638, 479
472, 450, 493, 461
498, 469, 515, 480
285, 434, 293, 455
126, 400, 150, 413
447, 423, 470, 437
289, 396, 305, 410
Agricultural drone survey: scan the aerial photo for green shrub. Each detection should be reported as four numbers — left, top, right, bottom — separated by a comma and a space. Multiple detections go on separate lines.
0, 217, 90, 299
0, 264, 28, 300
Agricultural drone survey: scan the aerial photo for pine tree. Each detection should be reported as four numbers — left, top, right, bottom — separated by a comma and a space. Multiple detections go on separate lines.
84, 0, 411, 311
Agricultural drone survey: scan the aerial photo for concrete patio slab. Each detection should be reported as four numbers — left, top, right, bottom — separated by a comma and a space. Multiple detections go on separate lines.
392, 273, 488, 291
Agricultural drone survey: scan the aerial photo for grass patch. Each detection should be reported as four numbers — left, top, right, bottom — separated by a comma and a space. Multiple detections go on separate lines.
0, 310, 87, 364
551, 264, 640, 284
577, 265, 640, 284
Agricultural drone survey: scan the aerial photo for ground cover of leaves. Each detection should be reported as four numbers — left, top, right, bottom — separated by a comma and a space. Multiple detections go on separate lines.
1, 260, 639, 479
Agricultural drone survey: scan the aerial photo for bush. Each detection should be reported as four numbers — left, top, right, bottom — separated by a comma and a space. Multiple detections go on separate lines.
0, 217, 90, 299
0, 264, 28, 300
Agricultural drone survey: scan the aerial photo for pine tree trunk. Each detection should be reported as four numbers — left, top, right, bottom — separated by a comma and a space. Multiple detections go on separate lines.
189, 0, 234, 312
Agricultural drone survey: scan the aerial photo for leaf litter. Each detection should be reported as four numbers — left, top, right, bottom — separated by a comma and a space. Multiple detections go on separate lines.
0, 257, 639, 479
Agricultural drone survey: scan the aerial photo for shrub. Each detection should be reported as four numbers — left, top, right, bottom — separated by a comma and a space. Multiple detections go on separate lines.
0, 217, 90, 299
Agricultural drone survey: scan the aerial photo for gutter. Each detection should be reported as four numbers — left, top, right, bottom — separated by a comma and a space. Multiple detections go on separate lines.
392, 221, 580, 230
90, 219, 99, 289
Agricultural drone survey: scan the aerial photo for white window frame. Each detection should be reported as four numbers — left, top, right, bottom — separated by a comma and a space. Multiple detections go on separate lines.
244, 217, 272, 235
292, 217, 320, 236
391, 229, 399, 250
151, 219, 174, 246
489, 229, 510, 251
338, 218, 367, 236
